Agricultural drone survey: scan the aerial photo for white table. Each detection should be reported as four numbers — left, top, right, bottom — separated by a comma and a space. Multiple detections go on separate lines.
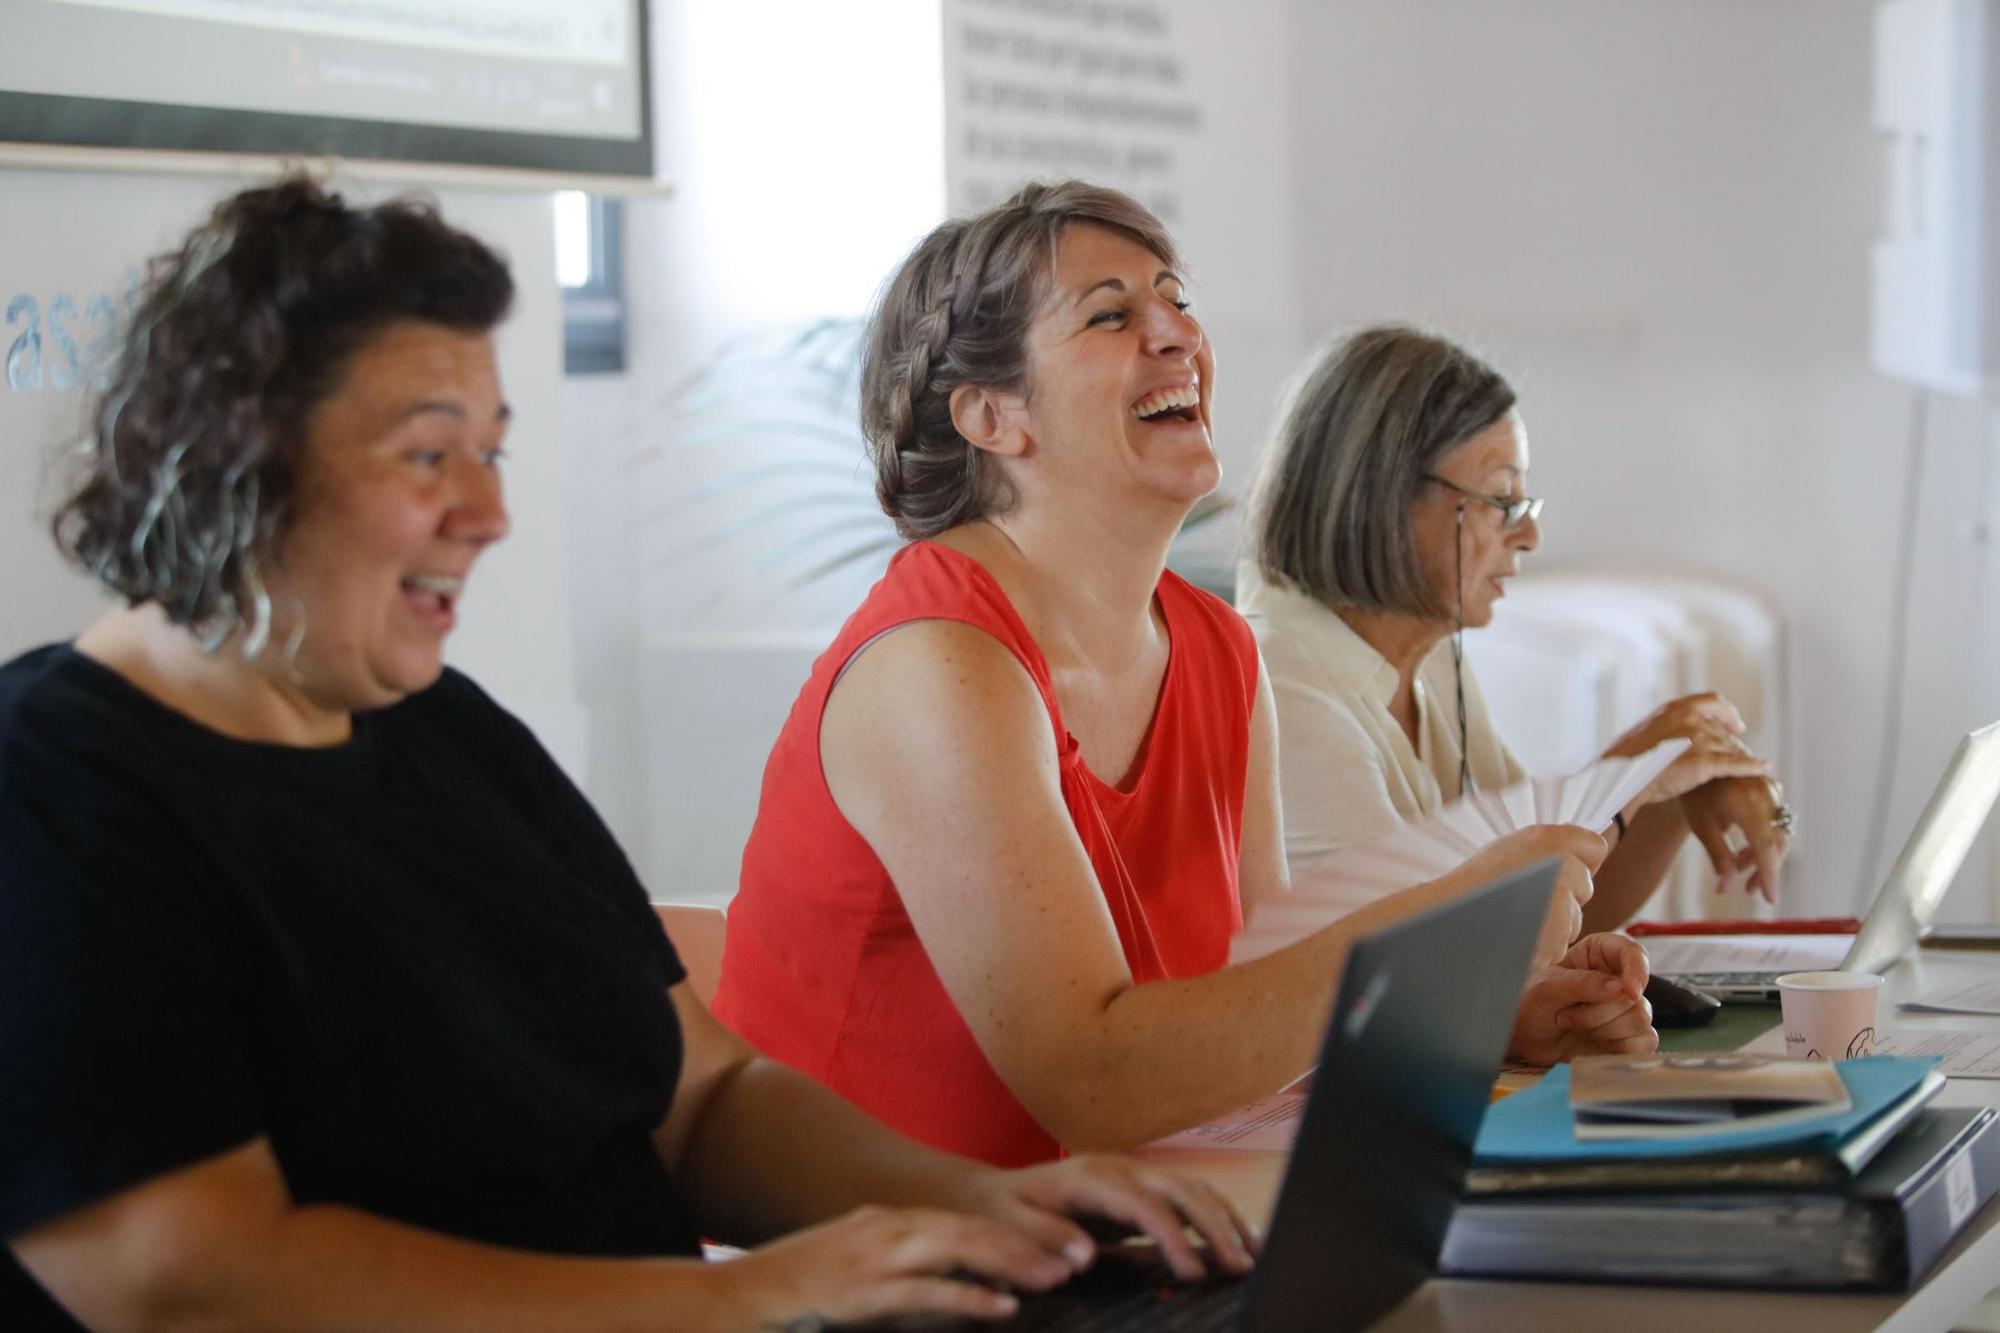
1142, 947, 2000, 1332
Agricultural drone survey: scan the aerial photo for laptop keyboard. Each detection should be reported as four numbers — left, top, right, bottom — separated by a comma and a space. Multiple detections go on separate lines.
998, 1275, 1247, 1332
1672, 971, 1779, 989
907, 1256, 1249, 1332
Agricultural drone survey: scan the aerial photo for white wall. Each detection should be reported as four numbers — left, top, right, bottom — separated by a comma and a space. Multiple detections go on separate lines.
564, 0, 949, 896
1, 166, 585, 774
1288, 0, 2000, 916
940, 0, 1308, 559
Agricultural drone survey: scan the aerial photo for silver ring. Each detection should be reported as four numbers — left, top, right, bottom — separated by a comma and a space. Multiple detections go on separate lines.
1771, 804, 1796, 834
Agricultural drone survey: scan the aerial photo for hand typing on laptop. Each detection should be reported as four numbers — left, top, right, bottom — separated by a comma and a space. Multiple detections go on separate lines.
717, 1156, 1258, 1327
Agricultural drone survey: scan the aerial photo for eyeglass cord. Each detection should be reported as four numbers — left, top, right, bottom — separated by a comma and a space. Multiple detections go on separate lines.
1453, 507, 1473, 800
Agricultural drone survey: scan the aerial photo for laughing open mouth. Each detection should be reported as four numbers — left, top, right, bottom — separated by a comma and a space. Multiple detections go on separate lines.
400, 572, 463, 615
1132, 378, 1202, 424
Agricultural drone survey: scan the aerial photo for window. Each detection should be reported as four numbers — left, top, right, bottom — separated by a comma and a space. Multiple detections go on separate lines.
555, 192, 627, 375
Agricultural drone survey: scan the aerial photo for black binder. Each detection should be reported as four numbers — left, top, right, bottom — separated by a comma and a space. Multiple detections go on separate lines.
1441, 1105, 2000, 1290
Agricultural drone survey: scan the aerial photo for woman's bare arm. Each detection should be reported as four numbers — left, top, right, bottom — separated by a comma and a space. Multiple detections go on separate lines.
654, 985, 1255, 1282
820, 621, 1598, 1151
8, 1143, 741, 1333
9, 979, 1247, 1333
1231, 656, 1292, 925
1582, 799, 1688, 931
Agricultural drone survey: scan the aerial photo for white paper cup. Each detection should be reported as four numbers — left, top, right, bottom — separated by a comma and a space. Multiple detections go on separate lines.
1777, 971, 1884, 1061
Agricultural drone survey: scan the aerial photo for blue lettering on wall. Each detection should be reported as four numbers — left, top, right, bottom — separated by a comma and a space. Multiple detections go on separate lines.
46, 294, 80, 393
5, 279, 133, 394
5, 294, 41, 391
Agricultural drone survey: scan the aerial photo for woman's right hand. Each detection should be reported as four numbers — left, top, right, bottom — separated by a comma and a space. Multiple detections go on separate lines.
1449, 825, 1607, 966
717, 1203, 1087, 1328
1607, 692, 1773, 809
1682, 773, 1791, 903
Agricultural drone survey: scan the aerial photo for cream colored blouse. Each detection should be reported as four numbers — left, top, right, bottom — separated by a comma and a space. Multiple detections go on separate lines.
1237, 565, 1525, 918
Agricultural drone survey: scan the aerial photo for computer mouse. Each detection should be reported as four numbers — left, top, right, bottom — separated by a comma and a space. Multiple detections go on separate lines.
1643, 974, 1723, 1028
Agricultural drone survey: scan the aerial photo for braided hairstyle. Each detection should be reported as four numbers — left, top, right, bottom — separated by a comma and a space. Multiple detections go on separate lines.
859, 181, 1182, 540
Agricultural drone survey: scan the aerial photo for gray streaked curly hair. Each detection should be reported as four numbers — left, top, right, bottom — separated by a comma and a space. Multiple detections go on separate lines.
51, 173, 513, 652
858, 180, 1181, 540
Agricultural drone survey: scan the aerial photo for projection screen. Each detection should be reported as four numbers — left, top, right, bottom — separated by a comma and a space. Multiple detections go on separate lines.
0, 0, 652, 178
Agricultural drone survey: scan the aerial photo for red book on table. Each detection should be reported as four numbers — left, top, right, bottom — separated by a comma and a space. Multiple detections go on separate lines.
1625, 917, 1862, 936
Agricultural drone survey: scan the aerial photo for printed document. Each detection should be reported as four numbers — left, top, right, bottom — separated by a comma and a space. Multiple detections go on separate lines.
1870, 1031, 2000, 1078
1640, 933, 1853, 976
1150, 1091, 1306, 1152
1899, 974, 2000, 1017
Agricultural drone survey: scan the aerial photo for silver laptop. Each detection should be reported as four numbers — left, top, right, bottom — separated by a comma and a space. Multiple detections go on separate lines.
1660, 720, 2000, 1001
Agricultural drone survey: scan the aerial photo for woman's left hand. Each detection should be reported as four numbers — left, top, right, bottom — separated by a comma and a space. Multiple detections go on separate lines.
959, 1155, 1260, 1283
1506, 933, 1658, 1066
1606, 692, 1773, 809
1682, 775, 1792, 904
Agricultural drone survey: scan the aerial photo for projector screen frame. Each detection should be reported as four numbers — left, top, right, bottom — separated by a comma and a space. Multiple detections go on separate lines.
0, 1, 655, 184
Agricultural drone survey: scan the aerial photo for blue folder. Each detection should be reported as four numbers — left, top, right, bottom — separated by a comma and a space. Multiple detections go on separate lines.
1473, 1056, 1942, 1164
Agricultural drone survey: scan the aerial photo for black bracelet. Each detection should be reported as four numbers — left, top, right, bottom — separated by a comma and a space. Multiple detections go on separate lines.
1612, 811, 1627, 843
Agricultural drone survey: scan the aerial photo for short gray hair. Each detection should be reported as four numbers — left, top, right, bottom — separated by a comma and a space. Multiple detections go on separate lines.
859, 180, 1182, 540
1250, 325, 1516, 617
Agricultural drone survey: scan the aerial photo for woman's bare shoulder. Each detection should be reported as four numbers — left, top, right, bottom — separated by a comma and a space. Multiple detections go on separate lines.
826, 618, 1053, 760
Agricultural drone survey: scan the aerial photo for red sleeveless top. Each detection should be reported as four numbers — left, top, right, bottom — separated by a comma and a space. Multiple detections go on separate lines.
713, 542, 1260, 1165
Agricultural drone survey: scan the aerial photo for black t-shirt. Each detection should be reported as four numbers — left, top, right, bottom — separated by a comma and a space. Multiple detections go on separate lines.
0, 646, 699, 1329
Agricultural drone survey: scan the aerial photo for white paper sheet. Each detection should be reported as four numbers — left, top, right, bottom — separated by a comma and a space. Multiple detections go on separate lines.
1232, 741, 1689, 964
1898, 975, 2000, 1017
1641, 934, 1853, 975
1870, 1031, 2000, 1078
1149, 1091, 1307, 1151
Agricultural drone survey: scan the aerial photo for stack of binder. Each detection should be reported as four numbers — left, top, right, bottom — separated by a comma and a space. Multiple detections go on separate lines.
1442, 1056, 2000, 1290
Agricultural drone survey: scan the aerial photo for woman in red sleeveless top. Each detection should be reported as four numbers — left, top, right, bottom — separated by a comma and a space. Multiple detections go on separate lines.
713, 182, 1658, 1168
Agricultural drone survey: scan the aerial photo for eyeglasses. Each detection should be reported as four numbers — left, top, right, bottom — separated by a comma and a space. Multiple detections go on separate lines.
1423, 474, 1545, 530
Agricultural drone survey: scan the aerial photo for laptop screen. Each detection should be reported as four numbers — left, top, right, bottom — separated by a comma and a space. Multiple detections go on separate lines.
1243, 859, 1556, 1331
1845, 720, 2000, 976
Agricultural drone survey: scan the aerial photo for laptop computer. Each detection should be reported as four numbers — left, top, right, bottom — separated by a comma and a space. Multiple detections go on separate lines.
1657, 719, 2000, 1001
933, 858, 1559, 1333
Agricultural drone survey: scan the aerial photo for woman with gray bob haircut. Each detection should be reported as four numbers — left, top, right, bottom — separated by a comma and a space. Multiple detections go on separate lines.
1254, 326, 1519, 619
716, 182, 1651, 1172
2, 175, 1249, 1332
1242, 324, 1792, 933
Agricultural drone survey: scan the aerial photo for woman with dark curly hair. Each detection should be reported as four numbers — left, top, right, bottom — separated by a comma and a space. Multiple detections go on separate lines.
0, 176, 1252, 1332
713, 181, 1656, 1171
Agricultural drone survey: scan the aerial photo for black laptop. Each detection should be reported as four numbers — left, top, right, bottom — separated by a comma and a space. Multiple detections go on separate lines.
928, 858, 1559, 1333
